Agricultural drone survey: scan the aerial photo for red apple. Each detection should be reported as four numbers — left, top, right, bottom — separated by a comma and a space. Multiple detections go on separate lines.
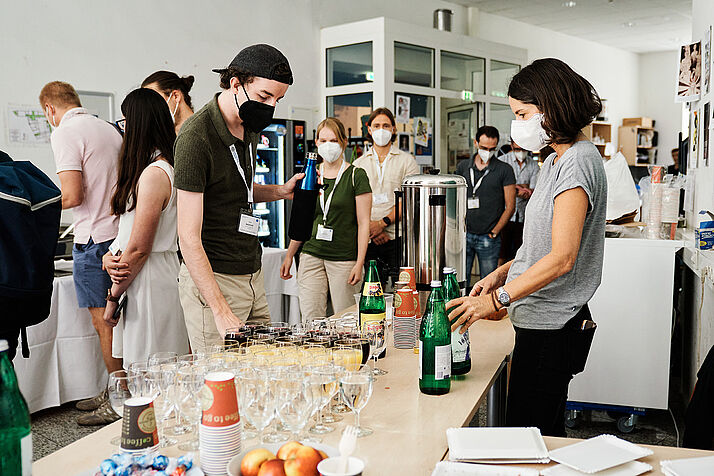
317, 450, 328, 461
257, 458, 286, 476
241, 448, 275, 476
277, 441, 303, 460
284, 445, 322, 476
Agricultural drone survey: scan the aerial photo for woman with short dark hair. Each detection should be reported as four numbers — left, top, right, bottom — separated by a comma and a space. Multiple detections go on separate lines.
447, 58, 607, 436
102, 88, 189, 367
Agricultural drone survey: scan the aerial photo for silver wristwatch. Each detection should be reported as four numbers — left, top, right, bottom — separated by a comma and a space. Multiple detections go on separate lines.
496, 286, 511, 307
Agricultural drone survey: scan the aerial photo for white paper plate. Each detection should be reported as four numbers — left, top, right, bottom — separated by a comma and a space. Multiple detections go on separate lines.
548, 435, 653, 474
660, 455, 714, 475
226, 442, 338, 476
446, 427, 550, 463
431, 461, 540, 476
542, 460, 652, 476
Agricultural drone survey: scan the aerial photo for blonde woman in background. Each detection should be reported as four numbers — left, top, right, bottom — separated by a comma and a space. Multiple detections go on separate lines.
280, 118, 372, 319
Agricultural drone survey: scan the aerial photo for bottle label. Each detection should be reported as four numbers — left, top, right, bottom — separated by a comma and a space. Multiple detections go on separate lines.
435, 344, 451, 380
362, 282, 383, 297
21, 433, 32, 476
451, 328, 471, 363
360, 313, 385, 333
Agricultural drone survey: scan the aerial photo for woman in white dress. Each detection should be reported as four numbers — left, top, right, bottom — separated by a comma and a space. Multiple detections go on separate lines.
102, 88, 188, 367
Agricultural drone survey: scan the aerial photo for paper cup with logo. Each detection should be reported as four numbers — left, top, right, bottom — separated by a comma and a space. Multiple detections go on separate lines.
120, 396, 159, 452
200, 371, 241, 427
395, 287, 416, 318
413, 290, 421, 318
398, 267, 416, 290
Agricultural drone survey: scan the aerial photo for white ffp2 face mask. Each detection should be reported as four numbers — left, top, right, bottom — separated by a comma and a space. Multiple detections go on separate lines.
514, 150, 528, 161
478, 149, 495, 162
371, 128, 392, 147
317, 141, 343, 163
510, 113, 549, 152
166, 94, 179, 122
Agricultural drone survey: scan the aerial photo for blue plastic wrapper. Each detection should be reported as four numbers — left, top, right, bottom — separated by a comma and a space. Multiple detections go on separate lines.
151, 455, 169, 471
177, 454, 193, 470
100, 459, 117, 475
114, 465, 131, 476
135, 454, 154, 468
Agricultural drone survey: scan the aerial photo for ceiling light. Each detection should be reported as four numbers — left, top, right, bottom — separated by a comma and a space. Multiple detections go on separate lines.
562, 1, 577, 7
623, 21, 635, 28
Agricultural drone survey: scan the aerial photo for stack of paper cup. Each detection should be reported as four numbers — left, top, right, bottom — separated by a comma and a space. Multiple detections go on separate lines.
199, 371, 242, 475
393, 287, 417, 349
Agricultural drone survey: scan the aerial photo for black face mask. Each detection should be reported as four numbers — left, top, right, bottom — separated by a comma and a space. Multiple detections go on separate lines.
235, 84, 275, 133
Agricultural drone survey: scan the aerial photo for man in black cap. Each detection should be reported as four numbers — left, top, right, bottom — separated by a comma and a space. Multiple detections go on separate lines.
174, 44, 302, 352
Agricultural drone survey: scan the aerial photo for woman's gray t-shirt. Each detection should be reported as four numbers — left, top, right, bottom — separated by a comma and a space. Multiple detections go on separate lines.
506, 140, 607, 330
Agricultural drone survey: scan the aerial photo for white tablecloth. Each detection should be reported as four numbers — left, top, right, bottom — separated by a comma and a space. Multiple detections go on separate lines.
15, 247, 300, 414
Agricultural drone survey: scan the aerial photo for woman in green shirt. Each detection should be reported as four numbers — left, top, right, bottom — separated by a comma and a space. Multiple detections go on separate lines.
280, 118, 372, 320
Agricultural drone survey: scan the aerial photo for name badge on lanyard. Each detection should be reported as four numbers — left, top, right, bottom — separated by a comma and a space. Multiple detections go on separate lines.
230, 143, 258, 236
468, 167, 489, 210
317, 162, 348, 242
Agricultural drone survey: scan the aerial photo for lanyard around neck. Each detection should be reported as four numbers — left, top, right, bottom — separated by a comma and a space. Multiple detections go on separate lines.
229, 143, 253, 204
469, 166, 489, 197
319, 161, 348, 224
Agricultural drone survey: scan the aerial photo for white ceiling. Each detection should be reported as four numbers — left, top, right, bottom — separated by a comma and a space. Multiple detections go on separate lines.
453, 0, 692, 53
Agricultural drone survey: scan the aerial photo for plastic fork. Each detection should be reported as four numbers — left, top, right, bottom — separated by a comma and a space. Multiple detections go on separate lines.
338, 425, 358, 473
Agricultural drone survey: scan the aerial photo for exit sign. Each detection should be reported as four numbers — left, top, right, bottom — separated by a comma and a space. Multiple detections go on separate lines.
461, 90, 474, 101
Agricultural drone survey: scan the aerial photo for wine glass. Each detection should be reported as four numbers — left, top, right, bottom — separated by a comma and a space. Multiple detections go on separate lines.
307, 366, 338, 434
145, 363, 178, 447
176, 366, 203, 451
366, 322, 388, 376
107, 370, 138, 445
340, 365, 374, 437
148, 351, 178, 366
237, 368, 276, 443
275, 373, 314, 442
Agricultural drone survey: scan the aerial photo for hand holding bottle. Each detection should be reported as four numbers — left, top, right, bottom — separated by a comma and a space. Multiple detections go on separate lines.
279, 172, 306, 200
446, 294, 498, 333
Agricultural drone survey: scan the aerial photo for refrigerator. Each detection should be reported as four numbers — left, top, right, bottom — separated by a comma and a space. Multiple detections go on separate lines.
254, 119, 306, 249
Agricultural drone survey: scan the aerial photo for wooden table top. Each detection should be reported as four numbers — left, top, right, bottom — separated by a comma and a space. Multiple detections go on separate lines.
34, 314, 515, 476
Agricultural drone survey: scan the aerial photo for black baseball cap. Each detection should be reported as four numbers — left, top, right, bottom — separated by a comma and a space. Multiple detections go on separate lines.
212, 44, 293, 85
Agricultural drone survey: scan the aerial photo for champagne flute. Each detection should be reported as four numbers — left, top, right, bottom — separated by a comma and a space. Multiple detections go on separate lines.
237, 368, 276, 443
275, 373, 314, 442
340, 365, 374, 437
307, 366, 338, 434
145, 363, 178, 447
366, 322, 388, 376
176, 366, 202, 451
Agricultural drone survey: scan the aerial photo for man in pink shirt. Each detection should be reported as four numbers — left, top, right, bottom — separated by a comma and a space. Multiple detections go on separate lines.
41, 81, 123, 426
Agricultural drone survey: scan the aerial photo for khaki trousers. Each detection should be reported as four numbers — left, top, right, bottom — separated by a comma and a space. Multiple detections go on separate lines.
178, 263, 270, 353
297, 253, 360, 321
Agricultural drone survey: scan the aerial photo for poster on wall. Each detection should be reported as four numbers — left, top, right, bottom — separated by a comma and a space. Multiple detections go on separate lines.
677, 41, 702, 103
6, 104, 51, 145
705, 103, 711, 167
705, 27, 712, 95
691, 108, 700, 168
395, 95, 410, 124
414, 117, 430, 147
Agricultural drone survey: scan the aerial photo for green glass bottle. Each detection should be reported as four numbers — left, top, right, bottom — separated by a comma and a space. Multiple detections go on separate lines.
443, 267, 471, 376
419, 280, 451, 395
359, 260, 386, 333
0, 340, 32, 476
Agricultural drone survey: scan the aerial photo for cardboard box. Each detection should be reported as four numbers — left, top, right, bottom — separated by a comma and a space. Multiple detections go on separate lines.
622, 117, 654, 128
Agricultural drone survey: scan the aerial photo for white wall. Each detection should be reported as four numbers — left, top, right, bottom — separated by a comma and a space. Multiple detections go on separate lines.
638, 51, 683, 166
472, 11, 640, 151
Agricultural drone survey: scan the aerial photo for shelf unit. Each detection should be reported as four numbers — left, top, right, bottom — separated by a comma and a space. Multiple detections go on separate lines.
582, 122, 612, 158
618, 117, 657, 166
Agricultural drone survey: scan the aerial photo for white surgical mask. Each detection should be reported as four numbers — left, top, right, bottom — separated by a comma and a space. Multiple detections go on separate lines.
317, 141, 343, 163
478, 149, 495, 162
510, 113, 549, 152
514, 150, 528, 161
46, 108, 57, 128
371, 128, 392, 147
166, 94, 179, 121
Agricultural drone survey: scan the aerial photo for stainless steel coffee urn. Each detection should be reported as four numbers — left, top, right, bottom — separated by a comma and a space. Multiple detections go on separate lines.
396, 173, 467, 303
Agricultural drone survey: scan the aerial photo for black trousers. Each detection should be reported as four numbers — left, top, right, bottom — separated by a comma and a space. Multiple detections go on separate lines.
506, 305, 595, 437
683, 344, 714, 449
0, 294, 52, 361
364, 239, 398, 289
